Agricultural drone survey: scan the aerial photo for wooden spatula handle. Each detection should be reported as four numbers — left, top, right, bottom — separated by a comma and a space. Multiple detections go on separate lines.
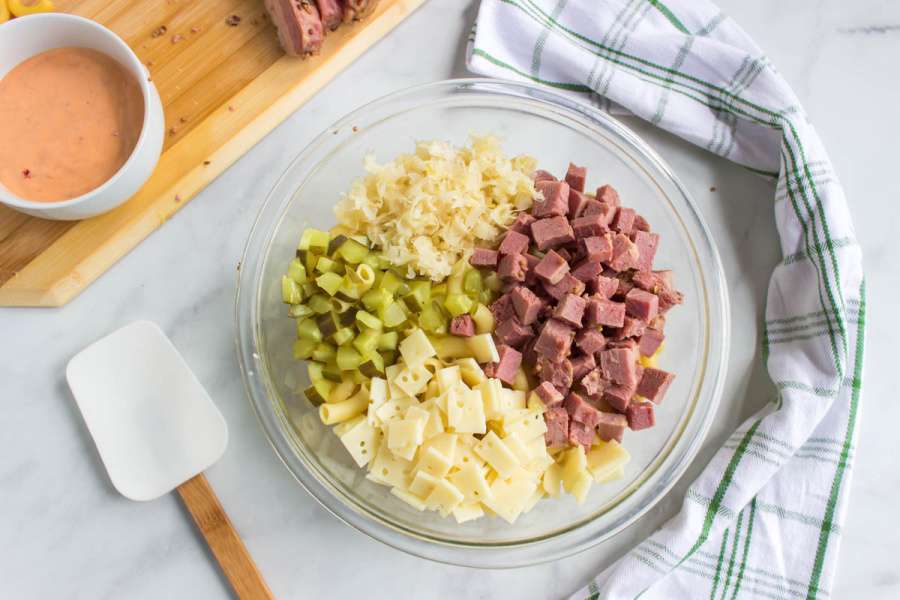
177, 474, 274, 600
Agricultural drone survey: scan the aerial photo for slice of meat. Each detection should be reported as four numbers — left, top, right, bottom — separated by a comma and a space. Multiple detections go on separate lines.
596, 412, 628, 442
537, 356, 574, 394
568, 420, 595, 451
534, 180, 570, 218
450, 314, 475, 337
584, 298, 626, 328
544, 406, 569, 447
533, 381, 564, 407
595, 184, 620, 206
571, 257, 605, 282
490, 293, 516, 322
626, 402, 655, 430
494, 316, 534, 348
575, 328, 606, 356
340, 0, 379, 22
611, 207, 635, 235
531, 216, 575, 250
564, 163, 587, 192
534, 250, 570, 285
494, 344, 523, 385
570, 214, 608, 238
625, 288, 659, 322
633, 230, 660, 271
533, 169, 557, 183
498, 229, 530, 256
638, 328, 665, 357
603, 382, 634, 412
543, 272, 585, 301
510, 285, 544, 325
568, 189, 591, 218
315, 0, 343, 29
570, 352, 596, 381
469, 247, 499, 267
580, 368, 606, 399
608, 233, 640, 272
498, 253, 528, 282
591, 275, 620, 299
265, 0, 325, 56
509, 212, 537, 235
582, 234, 613, 262
636, 367, 675, 403
600, 346, 638, 387
553, 293, 587, 327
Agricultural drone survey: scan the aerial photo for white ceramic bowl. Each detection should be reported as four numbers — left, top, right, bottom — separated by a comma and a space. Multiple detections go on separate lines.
0, 13, 164, 220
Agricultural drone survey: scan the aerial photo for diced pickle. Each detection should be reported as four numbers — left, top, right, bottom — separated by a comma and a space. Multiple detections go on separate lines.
307, 362, 325, 382
432, 282, 448, 298
287, 258, 308, 284
298, 228, 330, 252
471, 303, 495, 334
292, 338, 316, 359
419, 302, 448, 334
359, 352, 385, 377
308, 294, 332, 314
336, 345, 364, 371
356, 310, 383, 330
322, 361, 343, 382
380, 301, 407, 328
327, 234, 348, 256
296, 318, 322, 342
463, 269, 483, 297
332, 327, 355, 346
379, 271, 404, 295
282, 276, 303, 304
316, 313, 338, 338
353, 329, 380, 356
444, 294, 474, 317
483, 272, 502, 292
337, 309, 357, 327
315, 256, 340, 275
404, 280, 432, 311
362, 288, 393, 312
304, 386, 327, 406
330, 297, 354, 313
337, 238, 369, 264
377, 331, 399, 351
315, 272, 343, 296
312, 343, 336, 363
288, 303, 314, 319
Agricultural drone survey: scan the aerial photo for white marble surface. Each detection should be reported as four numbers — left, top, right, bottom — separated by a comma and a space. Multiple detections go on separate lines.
1, 1, 897, 598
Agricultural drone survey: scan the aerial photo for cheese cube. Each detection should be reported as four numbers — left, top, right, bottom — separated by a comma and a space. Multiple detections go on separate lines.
435, 365, 462, 393
367, 377, 389, 426
587, 440, 631, 482
561, 446, 588, 494
339, 418, 381, 467
503, 409, 547, 441
425, 478, 465, 514
479, 378, 504, 420
451, 502, 484, 524
596, 466, 625, 483
369, 441, 411, 488
422, 404, 445, 439
415, 446, 454, 478
570, 470, 593, 504
542, 462, 562, 497
455, 357, 486, 387
384, 364, 404, 399
467, 333, 499, 363
523, 487, 544, 514
375, 396, 418, 424
448, 461, 493, 502
391, 487, 428, 511
499, 388, 527, 413
483, 476, 537, 524
399, 328, 437, 366
394, 364, 432, 397
474, 431, 520, 479
447, 386, 487, 434
526, 391, 547, 413
502, 431, 532, 464
387, 417, 425, 451
409, 470, 441, 497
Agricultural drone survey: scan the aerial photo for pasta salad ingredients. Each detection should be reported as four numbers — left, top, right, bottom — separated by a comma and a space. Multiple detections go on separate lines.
334, 135, 538, 281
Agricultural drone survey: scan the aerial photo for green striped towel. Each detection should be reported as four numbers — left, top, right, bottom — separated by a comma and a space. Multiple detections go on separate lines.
467, 1, 865, 599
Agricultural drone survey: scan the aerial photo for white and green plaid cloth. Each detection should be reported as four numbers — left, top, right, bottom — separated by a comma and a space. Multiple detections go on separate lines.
467, 1, 866, 599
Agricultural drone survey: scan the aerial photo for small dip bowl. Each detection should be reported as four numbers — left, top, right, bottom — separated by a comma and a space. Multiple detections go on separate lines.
0, 13, 164, 220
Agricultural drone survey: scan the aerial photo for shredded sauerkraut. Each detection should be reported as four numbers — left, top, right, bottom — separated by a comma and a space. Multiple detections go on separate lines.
334, 135, 537, 281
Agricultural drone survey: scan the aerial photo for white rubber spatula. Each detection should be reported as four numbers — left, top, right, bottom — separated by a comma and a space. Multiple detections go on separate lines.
66, 321, 273, 600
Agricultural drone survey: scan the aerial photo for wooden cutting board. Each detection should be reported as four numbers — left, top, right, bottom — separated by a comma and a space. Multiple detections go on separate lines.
0, 0, 425, 307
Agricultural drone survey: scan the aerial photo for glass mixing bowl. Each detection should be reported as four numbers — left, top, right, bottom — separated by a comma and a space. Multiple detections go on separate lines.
235, 79, 729, 568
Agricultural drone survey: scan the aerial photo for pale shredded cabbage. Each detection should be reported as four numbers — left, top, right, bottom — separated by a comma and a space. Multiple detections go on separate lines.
334, 135, 537, 281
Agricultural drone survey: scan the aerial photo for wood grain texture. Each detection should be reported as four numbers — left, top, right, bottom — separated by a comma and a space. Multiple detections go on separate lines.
177, 474, 274, 600
0, 0, 426, 306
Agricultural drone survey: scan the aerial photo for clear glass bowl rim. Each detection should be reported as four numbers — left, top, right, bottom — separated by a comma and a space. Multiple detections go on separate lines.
235, 78, 730, 568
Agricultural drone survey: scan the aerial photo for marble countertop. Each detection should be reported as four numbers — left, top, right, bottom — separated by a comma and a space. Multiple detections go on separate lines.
2, 1, 897, 598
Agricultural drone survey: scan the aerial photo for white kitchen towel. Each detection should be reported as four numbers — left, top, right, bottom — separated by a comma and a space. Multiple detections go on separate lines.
467, 2, 865, 599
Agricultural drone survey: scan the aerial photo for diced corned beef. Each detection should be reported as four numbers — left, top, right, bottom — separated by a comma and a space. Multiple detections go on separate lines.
631, 270, 657, 292
633, 270, 683, 312
534, 250, 570, 284
469, 247, 498, 267
498, 253, 528, 282
580, 368, 606, 398
608, 233, 640, 272
607, 338, 638, 351
490, 294, 516, 322
614, 275, 635, 299
626, 402, 655, 430
602, 382, 634, 412
522, 337, 539, 365
592, 275, 620, 299
494, 345, 523, 385
571, 214, 608, 238
482, 362, 497, 378
494, 316, 534, 348
659, 287, 684, 313
576, 328, 607, 356
510, 285, 544, 325
534, 180, 570, 218
649, 314, 666, 331
639, 328, 665, 357
582, 200, 616, 224
553, 293, 587, 327
596, 412, 628, 442
568, 189, 591, 218
543, 273, 585, 301
510, 212, 537, 235
596, 184, 620, 206
523, 253, 541, 286
498, 229, 530, 256
584, 298, 626, 327
531, 216, 575, 250
538, 356, 574, 393
544, 406, 569, 447
556, 247, 573, 262
609, 316, 647, 340
534, 381, 564, 407
600, 346, 638, 387
655, 269, 674, 287
564, 163, 587, 192
633, 230, 660, 271
533, 169, 557, 183
582, 234, 613, 262
571, 257, 605, 282
570, 352, 596, 381
636, 367, 675, 403
633, 213, 651, 232
568, 421, 595, 451
534, 319, 575, 363
450, 314, 475, 337
625, 288, 659, 322
565, 392, 600, 427
611, 207, 636, 235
